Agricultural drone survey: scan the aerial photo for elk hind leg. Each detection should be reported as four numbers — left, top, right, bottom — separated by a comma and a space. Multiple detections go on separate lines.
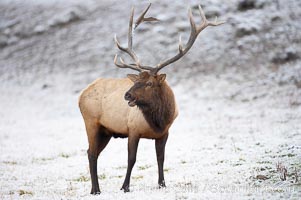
86, 121, 111, 195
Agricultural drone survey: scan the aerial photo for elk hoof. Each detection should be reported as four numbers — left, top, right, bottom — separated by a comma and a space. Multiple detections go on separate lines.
90, 188, 101, 195
121, 185, 130, 193
158, 180, 166, 188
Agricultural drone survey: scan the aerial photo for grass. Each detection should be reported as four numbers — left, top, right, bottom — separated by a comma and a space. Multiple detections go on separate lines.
3, 161, 17, 165
132, 175, 143, 180
98, 173, 106, 180
18, 190, 33, 196
256, 160, 272, 164
280, 153, 296, 157
112, 175, 123, 179
32, 157, 55, 163
116, 166, 127, 170
138, 165, 151, 170
164, 168, 170, 172
73, 175, 90, 182
59, 153, 71, 158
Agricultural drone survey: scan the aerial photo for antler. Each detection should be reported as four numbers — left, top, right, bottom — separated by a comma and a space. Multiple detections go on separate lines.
114, 4, 225, 74
151, 5, 225, 74
114, 4, 158, 72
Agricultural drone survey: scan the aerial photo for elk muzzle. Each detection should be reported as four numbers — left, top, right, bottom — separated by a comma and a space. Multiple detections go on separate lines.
124, 91, 137, 107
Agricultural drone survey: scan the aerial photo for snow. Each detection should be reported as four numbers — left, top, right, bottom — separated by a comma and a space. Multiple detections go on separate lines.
1, 0, 301, 199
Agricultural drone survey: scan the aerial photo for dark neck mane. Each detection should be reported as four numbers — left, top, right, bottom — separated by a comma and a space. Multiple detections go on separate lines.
137, 83, 175, 133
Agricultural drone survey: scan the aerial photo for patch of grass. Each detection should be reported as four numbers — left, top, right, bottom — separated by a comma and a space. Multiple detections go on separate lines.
66, 182, 76, 192
73, 175, 90, 182
279, 144, 288, 148
98, 173, 106, 180
59, 153, 71, 158
176, 181, 193, 187
280, 153, 296, 158
164, 168, 170, 172
3, 161, 17, 165
112, 175, 123, 179
256, 160, 272, 164
176, 195, 188, 200
32, 157, 55, 163
268, 169, 277, 173
18, 190, 33, 196
236, 147, 242, 151
273, 188, 285, 193
138, 165, 151, 170
132, 175, 143, 180
291, 163, 301, 168
41, 157, 54, 161
217, 160, 225, 164
116, 166, 127, 170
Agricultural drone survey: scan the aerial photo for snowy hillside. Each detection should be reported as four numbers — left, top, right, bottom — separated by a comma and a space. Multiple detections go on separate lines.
0, 0, 300, 199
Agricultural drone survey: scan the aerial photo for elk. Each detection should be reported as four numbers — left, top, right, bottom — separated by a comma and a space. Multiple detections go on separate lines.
79, 3, 224, 194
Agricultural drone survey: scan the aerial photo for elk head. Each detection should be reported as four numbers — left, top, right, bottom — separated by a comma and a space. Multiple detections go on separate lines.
114, 3, 224, 108
125, 72, 166, 107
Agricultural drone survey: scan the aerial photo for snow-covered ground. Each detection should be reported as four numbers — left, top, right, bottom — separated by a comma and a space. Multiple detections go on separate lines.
0, 0, 301, 199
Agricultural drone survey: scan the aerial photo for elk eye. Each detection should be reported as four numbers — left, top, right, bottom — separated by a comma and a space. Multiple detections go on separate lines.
146, 82, 153, 87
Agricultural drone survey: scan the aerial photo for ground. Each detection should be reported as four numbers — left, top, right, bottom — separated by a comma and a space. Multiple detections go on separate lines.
0, 0, 300, 199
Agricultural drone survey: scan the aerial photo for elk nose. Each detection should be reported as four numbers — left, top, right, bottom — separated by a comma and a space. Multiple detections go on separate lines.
124, 92, 131, 100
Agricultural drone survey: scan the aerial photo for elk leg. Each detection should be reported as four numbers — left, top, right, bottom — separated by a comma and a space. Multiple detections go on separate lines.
155, 133, 169, 188
86, 122, 111, 195
88, 152, 100, 195
121, 136, 140, 193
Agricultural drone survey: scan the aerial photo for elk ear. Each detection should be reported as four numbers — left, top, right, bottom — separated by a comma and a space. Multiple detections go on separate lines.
127, 74, 139, 82
157, 74, 166, 85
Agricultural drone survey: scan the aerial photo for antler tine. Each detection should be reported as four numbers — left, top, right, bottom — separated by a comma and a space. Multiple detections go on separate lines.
152, 5, 225, 74
178, 35, 184, 53
128, 7, 134, 49
198, 4, 207, 25
114, 3, 158, 72
134, 3, 151, 29
134, 3, 159, 30
114, 54, 142, 72
188, 8, 197, 35
114, 34, 127, 52
114, 34, 140, 65
196, 5, 225, 32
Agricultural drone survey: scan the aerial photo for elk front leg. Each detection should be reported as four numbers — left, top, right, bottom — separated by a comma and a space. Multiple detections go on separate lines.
155, 133, 168, 188
121, 136, 140, 192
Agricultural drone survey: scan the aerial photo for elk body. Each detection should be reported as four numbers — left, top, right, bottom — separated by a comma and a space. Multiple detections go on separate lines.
79, 4, 224, 194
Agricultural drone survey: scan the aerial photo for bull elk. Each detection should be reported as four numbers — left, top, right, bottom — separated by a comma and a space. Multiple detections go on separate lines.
79, 3, 224, 194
